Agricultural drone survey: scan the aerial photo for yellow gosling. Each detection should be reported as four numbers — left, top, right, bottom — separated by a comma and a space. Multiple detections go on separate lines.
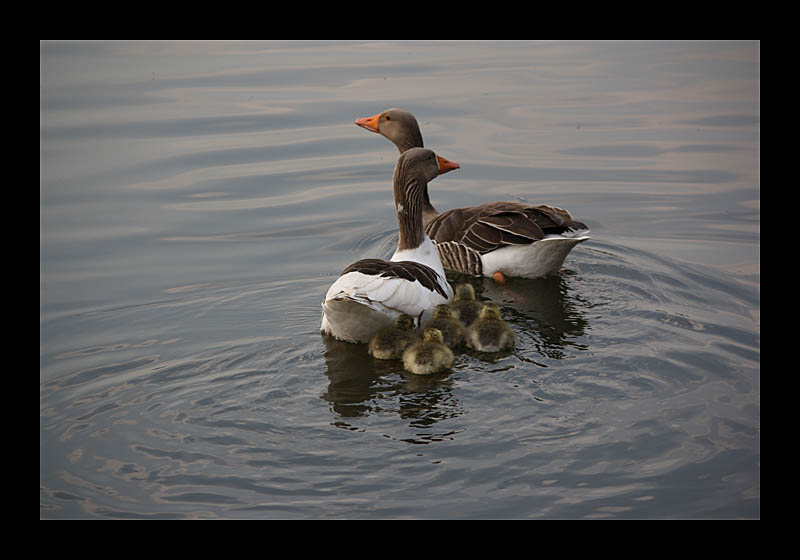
421, 304, 466, 348
465, 303, 515, 353
368, 314, 419, 360
402, 328, 454, 375
451, 283, 483, 326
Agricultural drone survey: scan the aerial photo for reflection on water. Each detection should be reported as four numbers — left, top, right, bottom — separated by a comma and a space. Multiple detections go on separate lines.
476, 272, 590, 359
321, 334, 464, 443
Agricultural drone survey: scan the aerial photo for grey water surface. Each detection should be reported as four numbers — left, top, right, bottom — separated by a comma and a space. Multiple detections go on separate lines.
41, 40, 759, 519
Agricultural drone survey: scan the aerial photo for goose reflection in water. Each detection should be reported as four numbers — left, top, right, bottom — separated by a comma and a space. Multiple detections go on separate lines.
320, 334, 463, 440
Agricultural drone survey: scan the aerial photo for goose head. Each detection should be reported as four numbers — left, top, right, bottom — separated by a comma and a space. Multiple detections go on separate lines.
355, 108, 423, 153
394, 147, 459, 195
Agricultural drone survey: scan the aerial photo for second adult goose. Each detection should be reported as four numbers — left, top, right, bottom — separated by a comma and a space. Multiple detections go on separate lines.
355, 108, 590, 281
320, 148, 459, 343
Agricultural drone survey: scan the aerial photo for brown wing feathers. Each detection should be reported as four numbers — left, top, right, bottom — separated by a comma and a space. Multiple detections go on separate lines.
341, 258, 450, 299
426, 203, 587, 255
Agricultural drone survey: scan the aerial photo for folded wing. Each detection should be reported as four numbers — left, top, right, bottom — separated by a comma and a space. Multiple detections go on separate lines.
426, 202, 588, 255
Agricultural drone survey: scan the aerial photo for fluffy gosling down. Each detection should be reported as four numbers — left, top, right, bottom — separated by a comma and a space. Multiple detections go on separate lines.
368, 314, 419, 360
465, 303, 516, 353
451, 283, 483, 326
421, 304, 466, 348
402, 328, 454, 375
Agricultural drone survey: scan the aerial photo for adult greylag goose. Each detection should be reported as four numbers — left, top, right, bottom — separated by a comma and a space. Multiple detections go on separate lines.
402, 328, 454, 375
321, 147, 459, 343
355, 108, 591, 282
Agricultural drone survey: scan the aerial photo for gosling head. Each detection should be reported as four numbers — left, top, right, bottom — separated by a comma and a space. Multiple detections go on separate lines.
395, 314, 416, 331
433, 304, 454, 319
423, 328, 444, 344
480, 303, 502, 320
455, 283, 476, 301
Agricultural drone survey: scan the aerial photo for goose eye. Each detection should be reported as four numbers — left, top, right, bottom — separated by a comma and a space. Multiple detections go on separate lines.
384, 115, 391, 121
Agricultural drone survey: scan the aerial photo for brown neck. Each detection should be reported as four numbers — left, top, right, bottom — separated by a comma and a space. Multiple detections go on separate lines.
393, 124, 424, 155
395, 135, 423, 154
388, 116, 432, 223
394, 166, 427, 252
400, 142, 437, 225
396, 136, 437, 226
421, 192, 439, 228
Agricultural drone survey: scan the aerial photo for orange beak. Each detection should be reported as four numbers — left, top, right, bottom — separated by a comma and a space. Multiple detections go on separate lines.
436, 155, 460, 175
354, 112, 381, 133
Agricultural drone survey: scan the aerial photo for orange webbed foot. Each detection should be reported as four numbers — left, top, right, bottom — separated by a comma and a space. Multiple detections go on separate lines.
492, 271, 506, 285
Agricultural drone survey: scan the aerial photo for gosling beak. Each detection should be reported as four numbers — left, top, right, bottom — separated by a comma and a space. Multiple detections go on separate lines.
436, 155, 460, 175
354, 112, 381, 133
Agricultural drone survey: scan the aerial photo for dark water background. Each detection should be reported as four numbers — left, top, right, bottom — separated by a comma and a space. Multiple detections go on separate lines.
41, 40, 759, 519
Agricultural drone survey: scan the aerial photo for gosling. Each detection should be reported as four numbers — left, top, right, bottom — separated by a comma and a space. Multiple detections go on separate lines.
402, 328, 454, 375
368, 314, 419, 360
465, 303, 516, 353
421, 304, 466, 349
451, 283, 483, 326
